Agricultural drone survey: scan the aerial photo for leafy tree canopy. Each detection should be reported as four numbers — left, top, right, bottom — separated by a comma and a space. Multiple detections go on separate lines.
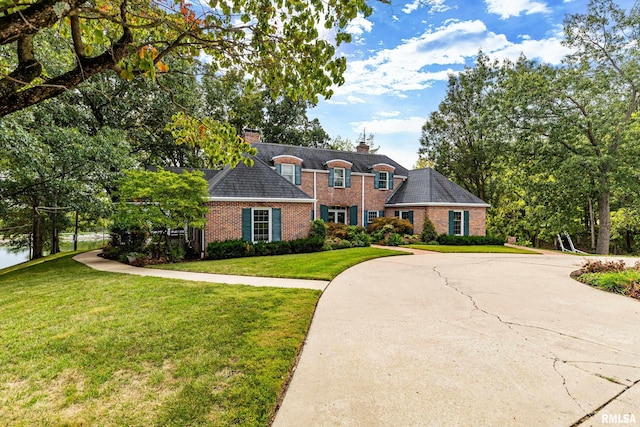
0, 0, 373, 117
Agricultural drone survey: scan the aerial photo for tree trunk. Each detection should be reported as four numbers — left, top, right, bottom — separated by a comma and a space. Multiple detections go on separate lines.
32, 203, 43, 259
596, 191, 611, 255
588, 198, 596, 252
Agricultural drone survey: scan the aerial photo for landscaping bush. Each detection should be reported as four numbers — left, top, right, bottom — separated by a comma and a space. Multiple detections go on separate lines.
436, 234, 505, 246
347, 225, 371, 247
421, 218, 437, 243
385, 233, 404, 246
367, 217, 413, 235
580, 259, 627, 274
323, 237, 354, 250
207, 236, 324, 260
310, 219, 327, 240
327, 222, 351, 239
207, 239, 252, 260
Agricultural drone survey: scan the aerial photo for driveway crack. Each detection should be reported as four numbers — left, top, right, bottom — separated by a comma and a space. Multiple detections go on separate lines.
571, 378, 640, 426
553, 358, 586, 412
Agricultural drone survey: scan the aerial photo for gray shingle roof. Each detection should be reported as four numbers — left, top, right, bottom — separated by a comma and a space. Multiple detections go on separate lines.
207, 157, 312, 199
161, 159, 313, 200
386, 168, 489, 206
253, 142, 410, 176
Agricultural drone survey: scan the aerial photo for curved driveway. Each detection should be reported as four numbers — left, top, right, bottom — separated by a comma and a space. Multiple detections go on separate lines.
274, 253, 640, 426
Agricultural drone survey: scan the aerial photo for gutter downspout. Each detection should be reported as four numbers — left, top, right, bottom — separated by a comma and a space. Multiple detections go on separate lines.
361, 174, 365, 227
313, 171, 317, 220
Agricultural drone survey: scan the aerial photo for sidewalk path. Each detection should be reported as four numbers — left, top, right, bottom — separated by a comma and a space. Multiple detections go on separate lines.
73, 251, 329, 291
274, 253, 640, 426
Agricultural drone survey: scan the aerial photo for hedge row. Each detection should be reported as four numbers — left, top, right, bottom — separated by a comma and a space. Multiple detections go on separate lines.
436, 234, 505, 246
206, 237, 324, 260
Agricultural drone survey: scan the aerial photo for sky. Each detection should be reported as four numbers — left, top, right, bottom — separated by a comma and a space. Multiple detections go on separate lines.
309, 0, 636, 169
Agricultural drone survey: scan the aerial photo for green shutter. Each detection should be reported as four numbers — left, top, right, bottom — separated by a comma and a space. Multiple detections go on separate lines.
364, 210, 369, 225
349, 206, 358, 225
408, 211, 414, 225
242, 208, 252, 241
345, 169, 351, 188
374, 171, 380, 189
311, 210, 315, 220
295, 165, 301, 185
378, 210, 385, 217
464, 210, 470, 236
394, 210, 399, 217
320, 205, 329, 222
275, 164, 282, 175
389, 172, 394, 190
328, 168, 334, 187
448, 210, 454, 235
272, 208, 282, 242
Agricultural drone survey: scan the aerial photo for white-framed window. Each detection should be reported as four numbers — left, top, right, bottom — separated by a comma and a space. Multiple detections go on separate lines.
452, 210, 463, 236
367, 210, 379, 224
333, 168, 345, 188
328, 206, 347, 224
377, 171, 389, 190
253, 208, 271, 242
398, 211, 411, 221
280, 164, 295, 183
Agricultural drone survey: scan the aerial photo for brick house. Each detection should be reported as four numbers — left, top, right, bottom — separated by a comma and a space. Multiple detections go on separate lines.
185, 131, 489, 255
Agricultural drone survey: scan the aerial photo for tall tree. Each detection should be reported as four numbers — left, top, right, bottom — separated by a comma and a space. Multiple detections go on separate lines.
418, 52, 506, 206
0, 0, 372, 117
502, 0, 640, 254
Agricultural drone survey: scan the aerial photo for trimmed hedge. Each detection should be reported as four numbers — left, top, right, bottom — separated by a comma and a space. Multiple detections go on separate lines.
207, 237, 324, 260
436, 234, 505, 246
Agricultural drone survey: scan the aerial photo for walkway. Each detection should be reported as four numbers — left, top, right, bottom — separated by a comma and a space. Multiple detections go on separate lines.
73, 251, 329, 291
274, 252, 640, 426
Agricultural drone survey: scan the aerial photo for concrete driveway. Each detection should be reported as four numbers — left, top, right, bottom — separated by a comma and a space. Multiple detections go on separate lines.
273, 253, 640, 426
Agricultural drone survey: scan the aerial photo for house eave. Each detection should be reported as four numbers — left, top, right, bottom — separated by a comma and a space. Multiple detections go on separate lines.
385, 202, 491, 208
208, 197, 315, 203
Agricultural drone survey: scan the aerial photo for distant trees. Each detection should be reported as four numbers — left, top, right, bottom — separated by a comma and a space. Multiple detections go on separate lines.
419, 0, 640, 254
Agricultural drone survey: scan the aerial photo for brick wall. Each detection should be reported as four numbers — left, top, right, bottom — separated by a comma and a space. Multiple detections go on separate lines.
204, 201, 313, 243
395, 206, 486, 236
299, 170, 404, 225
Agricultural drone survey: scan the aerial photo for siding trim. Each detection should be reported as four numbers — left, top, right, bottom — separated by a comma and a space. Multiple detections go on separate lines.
208, 197, 314, 203
385, 202, 491, 208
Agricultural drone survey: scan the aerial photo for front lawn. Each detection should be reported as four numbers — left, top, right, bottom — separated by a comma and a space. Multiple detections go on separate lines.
403, 244, 540, 254
151, 247, 408, 281
0, 254, 319, 426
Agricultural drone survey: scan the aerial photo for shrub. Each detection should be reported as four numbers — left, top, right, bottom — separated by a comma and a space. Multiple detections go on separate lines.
324, 237, 353, 250
310, 219, 327, 240
207, 239, 252, 260
326, 222, 350, 239
290, 237, 325, 253
347, 225, 371, 247
385, 233, 404, 246
436, 234, 505, 246
580, 259, 627, 274
367, 217, 413, 235
421, 218, 437, 243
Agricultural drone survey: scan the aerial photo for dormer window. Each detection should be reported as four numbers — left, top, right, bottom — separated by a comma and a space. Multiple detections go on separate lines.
377, 171, 389, 190
280, 163, 295, 183
333, 168, 345, 188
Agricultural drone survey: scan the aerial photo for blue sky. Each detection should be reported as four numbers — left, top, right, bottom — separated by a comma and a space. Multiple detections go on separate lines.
309, 0, 636, 169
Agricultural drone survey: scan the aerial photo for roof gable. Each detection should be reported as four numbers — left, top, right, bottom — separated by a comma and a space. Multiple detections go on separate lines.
386, 168, 489, 207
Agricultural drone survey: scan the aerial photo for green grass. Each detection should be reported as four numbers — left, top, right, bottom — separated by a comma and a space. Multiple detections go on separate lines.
0, 254, 320, 426
150, 247, 408, 281
578, 270, 640, 295
403, 244, 541, 254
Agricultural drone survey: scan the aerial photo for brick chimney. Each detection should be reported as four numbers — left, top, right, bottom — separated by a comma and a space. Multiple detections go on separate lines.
356, 141, 370, 154
242, 128, 261, 144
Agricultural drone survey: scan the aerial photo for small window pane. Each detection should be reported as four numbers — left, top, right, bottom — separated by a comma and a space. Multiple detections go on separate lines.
378, 171, 388, 190
367, 211, 379, 224
281, 164, 295, 183
334, 168, 345, 187
453, 211, 462, 236
253, 209, 270, 242
401, 211, 410, 221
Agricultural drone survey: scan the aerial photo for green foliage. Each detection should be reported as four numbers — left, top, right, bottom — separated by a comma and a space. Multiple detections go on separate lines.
310, 219, 328, 240
367, 217, 414, 235
421, 217, 438, 243
112, 169, 208, 261
436, 234, 505, 246
324, 223, 370, 249
578, 270, 640, 295
207, 237, 324, 260
385, 233, 404, 247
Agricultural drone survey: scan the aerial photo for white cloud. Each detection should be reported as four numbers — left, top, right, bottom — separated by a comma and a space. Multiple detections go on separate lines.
485, 0, 550, 19
350, 117, 425, 135
403, 0, 451, 14
333, 19, 569, 99
346, 14, 373, 36
376, 111, 401, 117
403, 0, 421, 14
347, 96, 367, 104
